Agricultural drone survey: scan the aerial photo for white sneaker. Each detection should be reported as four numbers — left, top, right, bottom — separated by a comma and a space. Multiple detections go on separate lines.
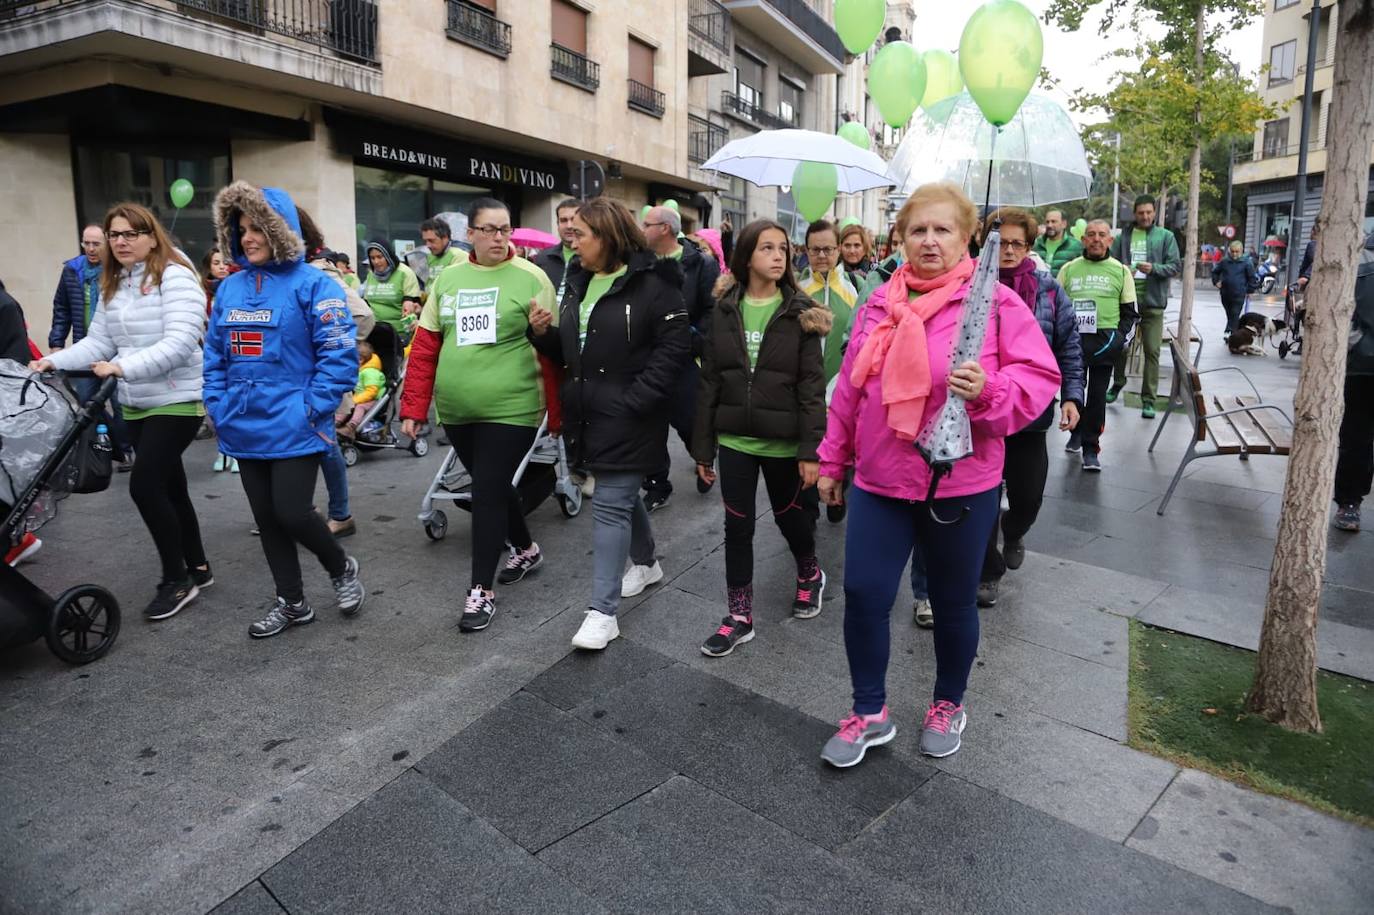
621, 560, 664, 598
571, 610, 619, 650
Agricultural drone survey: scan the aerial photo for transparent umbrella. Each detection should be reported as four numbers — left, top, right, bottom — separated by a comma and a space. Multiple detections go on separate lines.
887, 92, 1091, 206
700, 128, 893, 193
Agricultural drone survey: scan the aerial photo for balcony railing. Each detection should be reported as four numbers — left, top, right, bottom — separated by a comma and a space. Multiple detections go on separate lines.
758, 0, 846, 62
688, 0, 729, 54
551, 43, 599, 92
721, 90, 792, 129
445, 0, 510, 58
1241, 139, 1325, 163
628, 79, 665, 118
689, 115, 728, 163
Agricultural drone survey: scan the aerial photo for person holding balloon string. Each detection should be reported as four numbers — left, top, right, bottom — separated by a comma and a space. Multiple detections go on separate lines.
816, 182, 1059, 767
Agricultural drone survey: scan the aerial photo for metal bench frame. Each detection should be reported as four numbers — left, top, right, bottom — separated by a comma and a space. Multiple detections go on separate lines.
1148, 338, 1293, 515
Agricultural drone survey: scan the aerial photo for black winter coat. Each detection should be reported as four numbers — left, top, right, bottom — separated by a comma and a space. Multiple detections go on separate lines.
1211, 256, 1257, 301
678, 240, 721, 356
692, 274, 832, 464
530, 251, 690, 473
0, 280, 33, 365
531, 245, 573, 298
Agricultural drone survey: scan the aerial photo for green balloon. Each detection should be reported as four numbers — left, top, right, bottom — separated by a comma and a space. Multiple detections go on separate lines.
1074, 217, 1087, 230
834, 0, 885, 55
168, 178, 195, 210
958, 0, 1043, 126
640, 205, 652, 221
868, 40, 927, 129
838, 216, 862, 230
356, 223, 367, 242
792, 162, 839, 223
665, 199, 680, 212
1070, 222, 1086, 239
920, 49, 964, 113
837, 121, 871, 150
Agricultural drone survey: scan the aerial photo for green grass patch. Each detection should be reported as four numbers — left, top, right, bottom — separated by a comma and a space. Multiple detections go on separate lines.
1128, 620, 1374, 825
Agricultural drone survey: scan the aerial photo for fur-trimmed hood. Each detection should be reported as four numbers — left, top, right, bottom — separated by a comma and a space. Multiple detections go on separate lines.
712, 271, 833, 336
214, 180, 305, 269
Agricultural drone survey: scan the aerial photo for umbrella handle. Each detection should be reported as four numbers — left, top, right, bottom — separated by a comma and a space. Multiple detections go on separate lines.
924, 462, 970, 526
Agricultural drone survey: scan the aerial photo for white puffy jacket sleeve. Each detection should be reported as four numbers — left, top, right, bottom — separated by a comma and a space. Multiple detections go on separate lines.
113, 263, 206, 383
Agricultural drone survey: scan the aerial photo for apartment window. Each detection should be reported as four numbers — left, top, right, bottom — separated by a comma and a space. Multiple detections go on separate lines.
1274, 0, 1299, 9
551, 0, 587, 53
1262, 118, 1290, 158
778, 78, 803, 128
1268, 39, 1296, 84
628, 36, 654, 87
735, 50, 764, 108
467, 0, 495, 8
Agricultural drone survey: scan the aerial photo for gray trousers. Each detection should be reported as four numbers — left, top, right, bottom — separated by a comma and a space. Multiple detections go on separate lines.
589, 471, 656, 616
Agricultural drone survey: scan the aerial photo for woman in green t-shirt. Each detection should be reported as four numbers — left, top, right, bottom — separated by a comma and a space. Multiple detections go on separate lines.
360, 242, 421, 335
400, 198, 557, 635
692, 219, 832, 658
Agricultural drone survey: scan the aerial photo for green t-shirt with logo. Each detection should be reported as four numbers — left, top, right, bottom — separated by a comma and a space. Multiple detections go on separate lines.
1056, 256, 1136, 337
578, 266, 627, 350
719, 292, 799, 460
362, 264, 422, 330
1129, 228, 1150, 301
426, 245, 461, 275
418, 257, 556, 427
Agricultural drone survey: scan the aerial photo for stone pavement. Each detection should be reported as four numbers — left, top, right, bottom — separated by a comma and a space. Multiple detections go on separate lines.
3, 287, 1371, 914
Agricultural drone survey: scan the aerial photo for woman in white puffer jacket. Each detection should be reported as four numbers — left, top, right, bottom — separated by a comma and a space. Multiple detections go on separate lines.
34, 202, 212, 622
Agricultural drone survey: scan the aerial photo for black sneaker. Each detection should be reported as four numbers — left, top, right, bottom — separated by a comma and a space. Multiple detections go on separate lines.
249, 597, 314, 638
189, 564, 214, 589
496, 543, 543, 585
826, 503, 847, 523
976, 580, 999, 608
1065, 432, 1082, 453
144, 579, 199, 621
460, 587, 495, 632
792, 570, 826, 619
1082, 450, 1102, 472
643, 490, 671, 513
701, 616, 755, 657
1003, 539, 1024, 570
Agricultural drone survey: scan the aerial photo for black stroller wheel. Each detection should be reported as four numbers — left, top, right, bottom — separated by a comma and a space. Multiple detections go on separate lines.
45, 585, 120, 665
341, 443, 359, 467
424, 509, 448, 541
557, 490, 583, 518
412, 436, 430, 458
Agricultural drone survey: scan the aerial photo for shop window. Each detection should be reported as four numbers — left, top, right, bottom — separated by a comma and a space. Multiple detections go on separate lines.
1268, 39, 1296, 85
551, 0, 588, 54
73, 140, 230, 270
353, 165, 498, 276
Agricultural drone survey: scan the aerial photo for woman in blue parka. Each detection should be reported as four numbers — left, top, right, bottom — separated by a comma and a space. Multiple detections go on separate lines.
205, 181, 366, 638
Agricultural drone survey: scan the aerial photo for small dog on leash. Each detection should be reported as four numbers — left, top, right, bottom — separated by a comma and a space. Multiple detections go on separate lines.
1228, 313, 1286, 356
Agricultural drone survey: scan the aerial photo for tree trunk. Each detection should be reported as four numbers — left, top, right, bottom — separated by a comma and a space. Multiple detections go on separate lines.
1247, 0, 1374, 732
1174, 4, 1206, 353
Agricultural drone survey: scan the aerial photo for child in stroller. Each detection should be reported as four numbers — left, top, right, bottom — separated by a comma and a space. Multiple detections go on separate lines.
338, 322, 429, 464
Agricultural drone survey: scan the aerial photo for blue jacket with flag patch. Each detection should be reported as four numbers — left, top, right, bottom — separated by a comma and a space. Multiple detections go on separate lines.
203, 182, 357, 460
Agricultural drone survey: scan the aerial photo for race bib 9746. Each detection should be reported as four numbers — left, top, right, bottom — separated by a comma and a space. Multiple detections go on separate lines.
1073, 299, 1098, 335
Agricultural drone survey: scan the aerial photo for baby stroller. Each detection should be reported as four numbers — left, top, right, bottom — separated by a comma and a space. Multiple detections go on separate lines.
417, 361, 582, 540
1279, 282, 1305, 359
340, 321, 430, 465
1, 364, 121, 664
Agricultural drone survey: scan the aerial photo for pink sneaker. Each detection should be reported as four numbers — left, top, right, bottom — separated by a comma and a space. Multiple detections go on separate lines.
918, 700, 967, 757
820, 706, 896, 768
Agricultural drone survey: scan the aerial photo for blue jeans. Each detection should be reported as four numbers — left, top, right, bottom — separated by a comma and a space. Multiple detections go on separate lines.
843, 484, 1000, 713
319, 445, 350, 522
589, 471, 656, 616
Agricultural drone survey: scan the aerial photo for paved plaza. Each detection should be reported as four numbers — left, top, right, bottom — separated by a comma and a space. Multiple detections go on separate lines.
3, 289, 1372, 914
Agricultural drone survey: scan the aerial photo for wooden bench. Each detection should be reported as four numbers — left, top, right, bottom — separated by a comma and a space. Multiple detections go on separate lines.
1123, 318, 1203, 381
1147, 338, 1293, 515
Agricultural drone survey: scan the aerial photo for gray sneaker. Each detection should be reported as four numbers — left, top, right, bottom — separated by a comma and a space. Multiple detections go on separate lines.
918, 700, 967, 758
332, 555, 365, 616
976, 580, 998, 607
1333, 503, 1361, 532
820, 707, 896, 768
913, 598, 934, 629
249, 597, 314, 639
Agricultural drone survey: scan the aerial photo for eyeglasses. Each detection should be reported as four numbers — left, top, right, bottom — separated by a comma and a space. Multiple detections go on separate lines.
807, 246, 838, 256
1002, 240, 1029, 252
106, 230, 149, 243
81, 241, 104, 249
471, 225, 514, 238
643, 221, 667, 230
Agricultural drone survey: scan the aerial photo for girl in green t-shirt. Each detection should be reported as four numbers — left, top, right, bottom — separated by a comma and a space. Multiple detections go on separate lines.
692, 219, 832, 658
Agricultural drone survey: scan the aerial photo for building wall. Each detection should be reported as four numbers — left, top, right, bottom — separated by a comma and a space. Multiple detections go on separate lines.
231, 123, 357, 261
0, 133, 79, 348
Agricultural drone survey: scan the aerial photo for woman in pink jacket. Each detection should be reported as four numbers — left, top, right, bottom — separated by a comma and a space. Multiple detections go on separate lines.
817, 183, 1060, 767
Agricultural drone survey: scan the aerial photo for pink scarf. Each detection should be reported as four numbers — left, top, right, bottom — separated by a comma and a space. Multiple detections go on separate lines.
849, 257, 976, 442
999, 257, 1039, 314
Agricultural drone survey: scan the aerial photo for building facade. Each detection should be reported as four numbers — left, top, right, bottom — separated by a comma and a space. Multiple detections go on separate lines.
0, 0, 710, 342
1231, 0, 1374, 262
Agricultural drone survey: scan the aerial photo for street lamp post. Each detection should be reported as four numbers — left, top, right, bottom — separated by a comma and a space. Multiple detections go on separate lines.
1112, 130, 1121, 231
1287, 0, 1322, 287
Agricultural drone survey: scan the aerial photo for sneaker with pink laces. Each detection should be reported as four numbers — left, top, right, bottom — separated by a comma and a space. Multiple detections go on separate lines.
820, 706, 896, 768
701, 615, 754, 658
918, 700, 967, 758
792, 570, 826, 619
497, 542, 544, 585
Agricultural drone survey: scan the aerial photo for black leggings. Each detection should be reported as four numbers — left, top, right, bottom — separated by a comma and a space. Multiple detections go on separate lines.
445, 422, 537, 590
718, 444, 818, 588
981, 429, 1049, 582
238, 456, 346, 603
1080, 360, 1114, 453
125, 414, 206, 584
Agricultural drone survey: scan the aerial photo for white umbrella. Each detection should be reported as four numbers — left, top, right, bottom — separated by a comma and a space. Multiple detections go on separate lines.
700, 129, 893, 193
888, 92, 1092, 206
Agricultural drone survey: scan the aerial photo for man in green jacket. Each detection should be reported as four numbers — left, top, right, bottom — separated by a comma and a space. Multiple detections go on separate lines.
1033, 209, 1083, 273
1108, 195, 1181, 418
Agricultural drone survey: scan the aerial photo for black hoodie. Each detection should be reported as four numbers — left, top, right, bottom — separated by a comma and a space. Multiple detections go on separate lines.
530, 250, 690, 472
0, 279, 32, 365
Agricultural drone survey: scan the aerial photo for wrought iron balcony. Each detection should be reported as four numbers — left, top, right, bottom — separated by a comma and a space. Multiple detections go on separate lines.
445, 0, 511, 59
551, 42, 599, 92
689, 115, 728, 164
179, 0, 380, 64
721, 90, 792, 130
628, 79, 665, 118
688, 0, 729, 54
